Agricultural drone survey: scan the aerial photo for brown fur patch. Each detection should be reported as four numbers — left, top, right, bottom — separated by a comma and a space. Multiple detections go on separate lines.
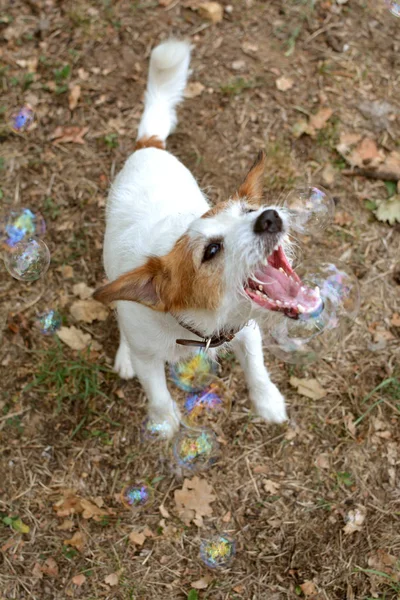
134, 135, 165, 151
201, 200, 231, 219
93, 235, 223, 313
234, 150, 266, 204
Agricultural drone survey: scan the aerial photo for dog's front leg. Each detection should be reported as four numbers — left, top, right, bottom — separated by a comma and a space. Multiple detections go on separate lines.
230, 322, 287, 423
131, 355, 181, 439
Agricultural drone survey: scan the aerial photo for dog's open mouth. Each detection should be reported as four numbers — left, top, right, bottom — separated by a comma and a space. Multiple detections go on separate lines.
245, 246, 323, 320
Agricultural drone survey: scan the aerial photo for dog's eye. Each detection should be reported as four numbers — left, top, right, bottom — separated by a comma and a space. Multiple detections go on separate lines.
244, 208, 256, 214
203, 242, 222, 262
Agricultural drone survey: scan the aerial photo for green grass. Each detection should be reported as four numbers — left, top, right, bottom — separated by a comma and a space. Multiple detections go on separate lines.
220, 77, 262, 96
355, 567, 400, 595
354, 377, 400, 426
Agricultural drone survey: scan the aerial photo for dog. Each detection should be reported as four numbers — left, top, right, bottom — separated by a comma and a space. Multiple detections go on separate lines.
94, 40, 322, 438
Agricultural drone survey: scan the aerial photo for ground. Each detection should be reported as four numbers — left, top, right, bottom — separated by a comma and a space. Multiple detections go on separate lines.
0, 1, 400, 599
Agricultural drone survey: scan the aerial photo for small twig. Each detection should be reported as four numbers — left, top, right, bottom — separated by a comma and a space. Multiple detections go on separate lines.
0, 408, 30, 423
342, 168, 400, 181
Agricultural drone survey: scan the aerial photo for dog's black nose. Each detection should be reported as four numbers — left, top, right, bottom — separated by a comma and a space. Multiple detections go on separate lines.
253, 209, 283, 234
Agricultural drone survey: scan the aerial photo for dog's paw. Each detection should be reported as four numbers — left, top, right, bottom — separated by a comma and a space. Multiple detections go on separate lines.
114, 342, 135, 380
251, 382, 287, 424
148, 406, 181, 440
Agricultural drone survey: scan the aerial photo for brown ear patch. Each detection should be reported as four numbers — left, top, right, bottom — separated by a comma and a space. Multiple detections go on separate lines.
135, 135, 165, 151
234, 150, 266, 203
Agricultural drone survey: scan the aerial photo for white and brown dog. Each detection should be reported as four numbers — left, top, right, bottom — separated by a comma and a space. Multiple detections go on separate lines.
94, 40, 321, 438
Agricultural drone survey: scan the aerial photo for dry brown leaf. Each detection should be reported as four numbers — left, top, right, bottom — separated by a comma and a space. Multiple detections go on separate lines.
64, 531, 86, 551
174, 476, 216, 526
348, 138, 384, 168
41, 557, 59, 577
143, 526, 155, 538
222, 510, 231, 522
72, 573, 86, 586
129, 531, 146, 546
263, 479, 280, 494
159, 504, 170, 518
343, 506, 366, 535
57, 519, 75, 531
104, 573, 119, 586
68, 85, 81, 111
70, 299, 108, 323
50, 126, 89, 145
309, 107, 333, 130
198, 1, 224, 22
184, 82, 205, 99
315, 454, 330, 469
80, 498, 109, 521
373, 328, 395, 343
300, 580, 317, 596
32, 562, 44, 579
57, 326, 93, 351
72, 282, 95, 300
344, 413, 357, 436
58, 265, 74, 279
54, 492, 83, 517
276, 76, 294, 92
335, 211, 354, 226
391, 313, 400, 327
322, 163, 336, 187
191, 575, 211, 589
289, 377, 327, 400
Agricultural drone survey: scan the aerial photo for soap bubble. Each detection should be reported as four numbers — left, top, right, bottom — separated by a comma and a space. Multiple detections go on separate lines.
3, 208, 46, 248
10, 105, 35, 133
264, 260, 360, 365
175, 382, 231, 430
386, 0, 400, 16
284, 186, 335, 235
170, 351, 217, 393
141, 417, 172, 442
172, 429, 219, 473
120, 482, 153, 510
3, 238, 50, 281
36, 309, 62, 335
200, 534, 236, 569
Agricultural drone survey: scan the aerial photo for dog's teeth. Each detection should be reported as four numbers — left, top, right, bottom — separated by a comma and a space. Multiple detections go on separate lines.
276, 300, 282, 306
279, 267, 286, 276
297, 304, 305, 313
314, 286, 320, 296
301, 286, 306, 292
258, 285, 263, 292
262, 258, 268, 266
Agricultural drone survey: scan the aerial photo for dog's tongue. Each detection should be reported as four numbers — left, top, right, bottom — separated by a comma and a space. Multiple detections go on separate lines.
247, 247, 323, 319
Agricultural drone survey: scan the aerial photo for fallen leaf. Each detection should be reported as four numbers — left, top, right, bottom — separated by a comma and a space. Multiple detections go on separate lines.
198, 1, 224, 23
348, 138, 384, 168
309, 107, 333, 130
72, 282, 95, 300
322, 163, 336, 187
241, 41, 259, 54
159, 504, 170, 518
143, 526, 155, 538
191, 576, 211, 589
78, 68, 89, 80
129, 531, 146, 546
80, 498, 109, 521
232, 60, 246, 71
335, 211, 354, 226
50, 126, 89, 145
373, 328, 395, 343
344, 413, 357, 436
70, 299, 108, 323
174, 476, 216, 526
276, 76, 294, 92
54, 491, 83, 517
72, 574, 86, 586
391, 313, 400, 327
57, 519, 75, 531
68, 85, 81, 111
289, 377, 327, 400
42, 557, 59, 577
374, 195, 400, 225
32, 562, 44, 579
184, 82, 205, 99
58, 265, 74, 279
104, 573, 119, 586
263, 479, 280, 494
343, 506, 366, 535
292, 119, 313, 138
57, 326, 99, 351
300, 580, 317, 596
64, 531, 86, 551
222, 510, 231, 522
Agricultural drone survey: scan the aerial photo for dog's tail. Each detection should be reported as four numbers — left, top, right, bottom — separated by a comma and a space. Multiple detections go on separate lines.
137, 39, 191, 146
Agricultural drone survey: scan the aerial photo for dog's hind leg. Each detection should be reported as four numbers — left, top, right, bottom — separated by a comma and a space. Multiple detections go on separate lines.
230, 322, 287, 424
114, 336, 136, 380
131, 355, 181, 439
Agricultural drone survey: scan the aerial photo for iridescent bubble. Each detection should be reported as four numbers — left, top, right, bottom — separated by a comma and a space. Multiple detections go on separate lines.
120, 482, 153, 510
36, 309, 62, 335
264, 260, 360, 365
10, 105, 35, 133
141, 417, 172, 442
3, 238, 50, 282
3, 208, 46, 248
175, 382, 231, 430
386, 0, 400, 16
170, 351, 217, 393
200, 534, 236, 569
284, 186, 335, 235
172, 429, 219, 473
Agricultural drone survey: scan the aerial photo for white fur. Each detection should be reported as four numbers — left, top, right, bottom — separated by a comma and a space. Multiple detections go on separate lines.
102, 40, 287, 438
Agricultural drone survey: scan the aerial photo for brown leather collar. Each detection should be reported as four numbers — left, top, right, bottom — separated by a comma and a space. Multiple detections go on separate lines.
174, 317, 240, 350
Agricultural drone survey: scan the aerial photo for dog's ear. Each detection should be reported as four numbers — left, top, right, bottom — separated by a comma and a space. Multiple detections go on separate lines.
93, 258, 166, 311
234, 150, 266, 203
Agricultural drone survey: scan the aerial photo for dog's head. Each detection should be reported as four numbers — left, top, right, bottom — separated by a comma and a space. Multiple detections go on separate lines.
94, 151, 321, 332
